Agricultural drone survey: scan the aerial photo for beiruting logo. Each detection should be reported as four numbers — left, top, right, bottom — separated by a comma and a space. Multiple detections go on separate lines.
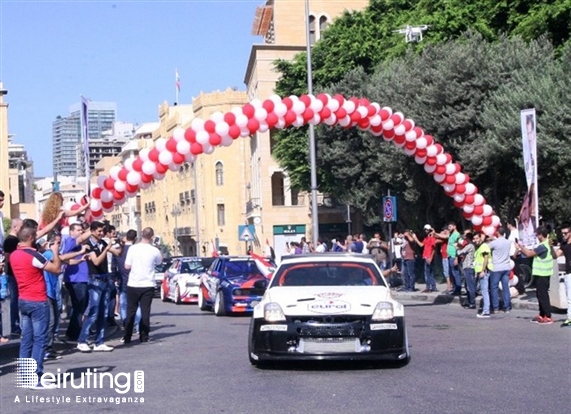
15, 358, 144, 394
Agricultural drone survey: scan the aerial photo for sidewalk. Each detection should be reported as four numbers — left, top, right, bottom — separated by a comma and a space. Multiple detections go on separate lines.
391, 281, 543, 311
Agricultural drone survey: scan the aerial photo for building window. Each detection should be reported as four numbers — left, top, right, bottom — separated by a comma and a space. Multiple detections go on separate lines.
217, 204, 225, 226
215, 161, 224, 186
319, 16, 328, 37
309, 15, 316, 45
191, 189, 196, 205
271, 172, 285, 206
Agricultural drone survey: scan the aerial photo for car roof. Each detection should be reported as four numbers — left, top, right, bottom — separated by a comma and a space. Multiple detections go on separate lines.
279, 253, 378, 263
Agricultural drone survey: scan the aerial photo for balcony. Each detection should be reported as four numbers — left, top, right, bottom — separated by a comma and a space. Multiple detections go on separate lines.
175, 226, 194, 237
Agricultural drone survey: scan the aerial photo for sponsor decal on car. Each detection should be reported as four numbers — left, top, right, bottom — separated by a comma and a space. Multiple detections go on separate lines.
370, 323, 398, 330
260, 324, 288, 332
307, 299, 351, 314
315, 292, 344, 299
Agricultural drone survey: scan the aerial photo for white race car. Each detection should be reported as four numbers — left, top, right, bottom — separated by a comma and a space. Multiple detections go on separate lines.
248, 254, 410, 366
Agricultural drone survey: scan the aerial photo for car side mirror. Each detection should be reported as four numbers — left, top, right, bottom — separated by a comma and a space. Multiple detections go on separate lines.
254, 279, 267, 289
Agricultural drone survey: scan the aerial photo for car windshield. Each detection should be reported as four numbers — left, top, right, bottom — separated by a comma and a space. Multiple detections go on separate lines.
223, 260, 259, 277
272, 262, 386, 287
155, 261, 172, 273
181, 261, 207, 274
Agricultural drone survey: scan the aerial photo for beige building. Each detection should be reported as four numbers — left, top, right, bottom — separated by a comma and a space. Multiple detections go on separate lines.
0, 84, 10, 220
245, 0, 369, 259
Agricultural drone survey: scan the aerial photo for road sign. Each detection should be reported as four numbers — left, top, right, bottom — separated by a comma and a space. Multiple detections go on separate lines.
383, 196, 397, 222
238, 225, 256, 241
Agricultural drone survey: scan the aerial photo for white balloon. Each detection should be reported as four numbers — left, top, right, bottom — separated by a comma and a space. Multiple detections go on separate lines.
426, 145, 438, 157
393, 138, 405, 148
473, 194, 485, 205
455, 172, 467, 184
273, 103, 287, 117
153, 172, 165, 180
109, 166, 121, 180
382, 119, 394, 130
103, 205, 114, 213
445, 163, 456, 175
471, 215, 483, 226
509, 259, 515, 270
215, 122, 230, 137
463, 204, 475, 214
276, 119, 286, 129
483, 225, 496, 237
100, 190, 113, 203
203, 144, 215, 154
453, 193, 465, 203
155, 138, 167, 152
250, 98, 262, 108
415, 156, 427, 165
240, 127, 251, 137
292, 100, 306, 115
221, 135, 233, 147
443, 183, 456, 193
173, 127, 186, 142
196, 130, 210, 145
254, 108, 268, 122
235, 114, 248, 128
292, 115, 304, 127
405, 130, 418, 142
191, 118, 205, 131
210, 112, 224, 124
126, 171, 141, 186
369, 114, 382, 127
168, 162, 181, 172
124, 158, 134, 171
115, 197, 127, 205
324, 115, 337, 126
269, 94, 283, 104
176, 140, 191, 155
342, 100, 356, 114
394, 124, 406, 135
424, 163, 437, 173
138, 148, 150, 162
184, 153, 196, 163
465, 183, 477, 195
114, 180, 126, 193
308, 115, 321, 126
326, 99, 340, 112
403, 147, 416, 156
338, 116, 351, 127
416, 137, 428, 149
491, 215, 501, 227
434, 174, 446, 183
357, 106, 368, 119
142, 161, 156, 175
482, 204, 493, 216
97, 175, 107, 188
309, 97, 323, 113
90, 198, 102, 211
436, 154, 448, 165
158, 150, 173, 165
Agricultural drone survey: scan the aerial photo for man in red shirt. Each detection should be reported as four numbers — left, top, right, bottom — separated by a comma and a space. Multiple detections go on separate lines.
11, 224, 62, 389
413, 224, 438, 292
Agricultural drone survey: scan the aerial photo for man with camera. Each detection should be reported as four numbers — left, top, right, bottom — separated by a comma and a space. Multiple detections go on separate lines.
413, 225, 438, 293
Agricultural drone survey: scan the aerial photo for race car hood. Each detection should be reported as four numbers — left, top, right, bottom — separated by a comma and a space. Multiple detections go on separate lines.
265, 286, 394, 316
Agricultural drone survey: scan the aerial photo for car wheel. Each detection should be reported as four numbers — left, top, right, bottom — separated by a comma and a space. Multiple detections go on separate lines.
174, 285, 182, 305
198, 286, 210, 311
248, 318, 259, 366
160, 284, 168, 302
395, 329, 411, 367
214, 291, 226, 316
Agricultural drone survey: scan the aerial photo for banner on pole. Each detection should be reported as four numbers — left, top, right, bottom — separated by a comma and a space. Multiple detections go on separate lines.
519, 108, 538, 247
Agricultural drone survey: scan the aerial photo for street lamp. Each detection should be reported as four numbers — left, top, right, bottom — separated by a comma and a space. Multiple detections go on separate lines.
305, 0, 319, 246
171, 204, 182, 255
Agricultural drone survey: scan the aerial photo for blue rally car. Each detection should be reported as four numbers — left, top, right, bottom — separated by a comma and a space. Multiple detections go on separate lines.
198, 256, 274, 316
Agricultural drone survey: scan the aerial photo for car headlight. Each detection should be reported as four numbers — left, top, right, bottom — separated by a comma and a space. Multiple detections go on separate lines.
371, 302, 394, 321
264, 302, 286, 322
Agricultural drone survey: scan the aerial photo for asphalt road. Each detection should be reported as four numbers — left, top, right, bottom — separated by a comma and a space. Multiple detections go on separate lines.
1, 298, 569, 414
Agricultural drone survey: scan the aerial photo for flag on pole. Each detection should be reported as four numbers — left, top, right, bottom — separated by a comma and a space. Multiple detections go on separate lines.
175, 69, 181, 92
211, 239, 218, 257
81, 95, 91, 194
518, 108, 538, 247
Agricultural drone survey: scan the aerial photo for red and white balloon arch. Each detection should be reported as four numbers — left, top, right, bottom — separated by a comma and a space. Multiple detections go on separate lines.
89, 94, 501, 236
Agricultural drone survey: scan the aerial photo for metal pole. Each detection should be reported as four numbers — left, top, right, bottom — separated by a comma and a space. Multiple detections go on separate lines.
193, 161, 201, 257
305, 0, 319, 246
388, 190, 393, 270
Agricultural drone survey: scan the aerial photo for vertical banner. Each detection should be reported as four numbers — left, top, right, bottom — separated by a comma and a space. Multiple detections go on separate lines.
81, 95, 90, 194
519, 108, 538, 247
175, 68, 181, 104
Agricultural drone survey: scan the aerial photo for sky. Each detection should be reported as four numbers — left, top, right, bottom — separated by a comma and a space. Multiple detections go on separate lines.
0, 0, 264, 176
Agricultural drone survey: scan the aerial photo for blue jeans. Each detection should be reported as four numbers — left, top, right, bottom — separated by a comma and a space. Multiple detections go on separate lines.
8, 274, 21, 334
45, 297, 59, 354
120, 289, 141, 331
65, 282, 89, 340
448, 257, 462, 292
490, 270, 511, 311
54, 273, 64, 335
78, 278, 109, 346
402, 259, 416, 291
442, 258, 449, 279
479, 272, 490, 314
464, 268, 476, 306
424, 260, 436, 290
19, 299, 49, 376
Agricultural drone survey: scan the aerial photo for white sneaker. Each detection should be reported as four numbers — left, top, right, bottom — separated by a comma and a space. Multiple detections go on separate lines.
93, 343, 114, 352
77, 343, 92, 352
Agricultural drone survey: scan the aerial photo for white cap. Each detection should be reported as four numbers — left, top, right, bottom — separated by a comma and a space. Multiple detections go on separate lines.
423, 224, 432, 231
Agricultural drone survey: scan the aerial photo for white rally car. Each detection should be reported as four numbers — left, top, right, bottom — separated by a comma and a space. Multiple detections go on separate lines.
248, 254, 410, 366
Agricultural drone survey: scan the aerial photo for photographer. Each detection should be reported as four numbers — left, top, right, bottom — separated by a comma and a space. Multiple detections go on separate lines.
413, 225, 438, 293
402, 230, 417, 291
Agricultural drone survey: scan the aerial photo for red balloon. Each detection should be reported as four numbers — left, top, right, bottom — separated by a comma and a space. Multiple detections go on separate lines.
317, 93, 329, 105
394, 134, 406, 145
405, 140, 416, 150
242, 103, 255, 118
173, 152, 185, 164
445, 174, 456, 184
91, 187, 102, 199
415, 148, 427, 158
140, 174, 153, 184
359, 98, 371, 107
335, 108, 347, 119
132, 158, 143, 172
262, 99, 275, 113
379, 109, 391, 121
266, 112, 279, 128
126, 183, 138, 193
320, 107, 332, 119
191, 142, 204, 155
209, 133, 222, 146
299, 95, 311, 107
204, 120, 216, 133
371, 125, 383, 134
303, 108, 315, 122
156, 163, 168, 174
462, 210, 473, 220
148, 148, 160, 162
224, 112, 236, 125
424, 135, 434, 146
453, 200, 464, 209
435, 144, 444, 154
402, 120, 413, 131
284, 110, 296, 125
350, 111, 362, 122
482, 216, 493, 226
282, 97, 293, 109
102, 200, 114, 209
445, 188, 456, 197
104, 178, 115, 190
166, 138, 178, 153
228, 125, 241, 139
184, 128, 196, 143
391, 113, 403, 125
366, 105, 377, 117
435, 165, 447, 175
455, 184, 466, 194
383, 128, 395, 139
112, 190, 125, 199
358, 118, 370, 129
90, 210, 102, 219
247, 118, 260, 133
464, 194, 475, 205
426, 156, 437, 166
473, 205, 484, 216
413, 127, 423, 137
333, 94, 345, 106
118, 168, 128, 182
473, 224, 483, 233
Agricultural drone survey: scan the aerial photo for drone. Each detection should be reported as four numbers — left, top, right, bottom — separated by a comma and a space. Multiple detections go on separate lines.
393, 25, 430, 43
